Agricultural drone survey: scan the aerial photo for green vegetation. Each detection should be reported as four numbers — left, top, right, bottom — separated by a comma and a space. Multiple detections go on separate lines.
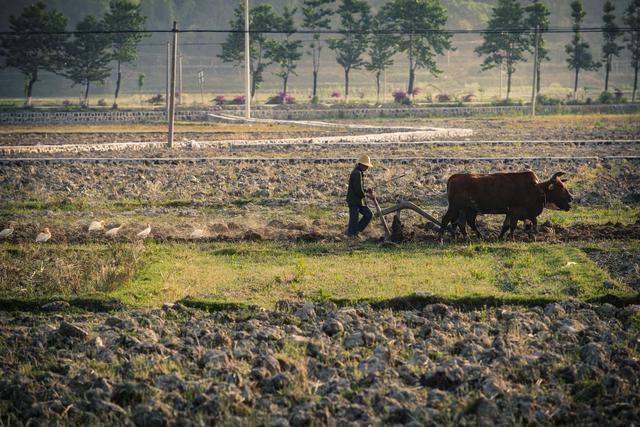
1, 241, 635, 309
623, 0, 640, 102
566, 0, 601, 98
474, 0, 530, 100
0, 2, 67, 107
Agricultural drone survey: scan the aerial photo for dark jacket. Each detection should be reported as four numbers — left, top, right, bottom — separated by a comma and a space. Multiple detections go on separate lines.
347, 167, 366, 206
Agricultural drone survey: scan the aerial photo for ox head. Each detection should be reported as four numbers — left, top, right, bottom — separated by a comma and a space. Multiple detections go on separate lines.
544, 172, 573, 211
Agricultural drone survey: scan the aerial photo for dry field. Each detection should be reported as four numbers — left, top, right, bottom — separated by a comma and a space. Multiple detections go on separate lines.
0, 114, 639, 425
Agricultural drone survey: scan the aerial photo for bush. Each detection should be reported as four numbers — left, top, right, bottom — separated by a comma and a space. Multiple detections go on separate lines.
436, 93, 451, 102
330, 90, 341, 98
536, 95, 563, 106
490, 98, 523, 106
232, 95, 245, 105
62, 100, 73, 106
148, 94, 164, 105
598, 91, 614, 104
411, 87, 422, 96
213, 95, 225, 106
97, 98, 107, 107
461, 94, 475, 103
266, 91, 295, 105
392, 89, 411, 105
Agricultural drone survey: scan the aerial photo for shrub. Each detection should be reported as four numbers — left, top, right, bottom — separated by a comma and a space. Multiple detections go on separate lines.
392, 89, 411, 105
411, 87, 422, 96
232, 95, 245, 105
148, 94, 164, 104
97, 98, 107, 107
536, 95, 562, 106
62, 100, 73, 106
598, 91, 614, 104
213, 95, 225, 106
436, 93, 451, 102
284, 95, 296, 104
490, 98, 523, 106
614, 88, 624, 100
461, 94, 475, 102
330, 90, 341, 98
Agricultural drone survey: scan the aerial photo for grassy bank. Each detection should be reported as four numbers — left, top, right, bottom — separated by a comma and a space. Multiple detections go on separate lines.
1, 240, 636, 309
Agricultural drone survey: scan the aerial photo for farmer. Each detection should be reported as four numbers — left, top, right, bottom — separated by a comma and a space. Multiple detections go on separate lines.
346, 154, 374, 238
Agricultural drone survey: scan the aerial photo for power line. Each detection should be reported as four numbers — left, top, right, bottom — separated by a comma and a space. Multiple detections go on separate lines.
0, 26, 639, 36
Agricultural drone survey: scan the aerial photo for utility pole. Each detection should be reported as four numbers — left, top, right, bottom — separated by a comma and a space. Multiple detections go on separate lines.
531, 25, 540, 117
165, 42, 170, 115
178, 54, 183, 105
168, 21, 178, 147
244, 0, 251, 119
198, 70, 205, 104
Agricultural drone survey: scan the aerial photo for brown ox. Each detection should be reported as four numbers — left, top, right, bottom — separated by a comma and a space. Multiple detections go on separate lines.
439, 171, 573, 240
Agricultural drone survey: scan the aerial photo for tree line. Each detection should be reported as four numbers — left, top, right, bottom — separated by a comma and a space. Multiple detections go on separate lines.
2, 0, 640, 106
219, 0, 639, 103
0, 0, 145, 107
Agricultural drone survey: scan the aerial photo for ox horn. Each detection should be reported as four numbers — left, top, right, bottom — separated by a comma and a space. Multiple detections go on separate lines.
551, 172, 565, 180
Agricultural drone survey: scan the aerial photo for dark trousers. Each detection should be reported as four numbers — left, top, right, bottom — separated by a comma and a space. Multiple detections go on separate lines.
347, 204, 373, 236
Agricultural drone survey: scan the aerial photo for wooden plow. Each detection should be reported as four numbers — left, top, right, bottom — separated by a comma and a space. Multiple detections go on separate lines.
372, 198, 442, 241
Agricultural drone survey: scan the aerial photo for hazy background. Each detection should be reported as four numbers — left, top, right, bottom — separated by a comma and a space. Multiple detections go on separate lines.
0, 0, 635, 103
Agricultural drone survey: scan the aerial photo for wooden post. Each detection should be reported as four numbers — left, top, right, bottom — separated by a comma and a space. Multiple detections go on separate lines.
165, 42, 170, 115
168, 21, 178, 147
244, 0, 251, 119
531, 25, 540, 117
178, 54, 183, 106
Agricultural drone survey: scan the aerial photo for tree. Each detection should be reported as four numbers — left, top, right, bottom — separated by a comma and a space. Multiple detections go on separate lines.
328, 0, 371, 101
218, 3, 279, 99
474, 0, 529, 100
265, 7, 303, 96
364, 15, 395, 104
61, 16, 113, 106
302, 0, 334, 103
103, 0, 147, 109
565, 0, 600, 99
524, 0, 550, 94
380, 0, 452, 98
623, 0, 640, 102
601, 1, 622, 92
0, 2, 68, 107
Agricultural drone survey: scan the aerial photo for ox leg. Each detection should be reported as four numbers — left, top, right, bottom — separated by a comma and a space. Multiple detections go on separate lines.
439, 208, 456, 242
468, 212, 483, 239
499, 215, 510, 239
509, 215, 518, 239
528, 217, 538, 241
456, 210, 468, 240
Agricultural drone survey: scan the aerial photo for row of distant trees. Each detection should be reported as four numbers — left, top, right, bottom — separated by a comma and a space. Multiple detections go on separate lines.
219, 0, 640, 104
0, 1, 145, 107
1, 0, 639, 107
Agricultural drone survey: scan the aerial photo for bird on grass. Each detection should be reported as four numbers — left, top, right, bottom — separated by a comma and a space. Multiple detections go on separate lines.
88, 220, 105, 232
190, 228, 205, 239
105, 224, 124, 237
36, 228, 51, 243
137, 224, 151, 239
0, 225, 14, 239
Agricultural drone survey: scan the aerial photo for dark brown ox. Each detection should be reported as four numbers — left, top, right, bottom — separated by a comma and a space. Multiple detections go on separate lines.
439, 171, 573, 240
